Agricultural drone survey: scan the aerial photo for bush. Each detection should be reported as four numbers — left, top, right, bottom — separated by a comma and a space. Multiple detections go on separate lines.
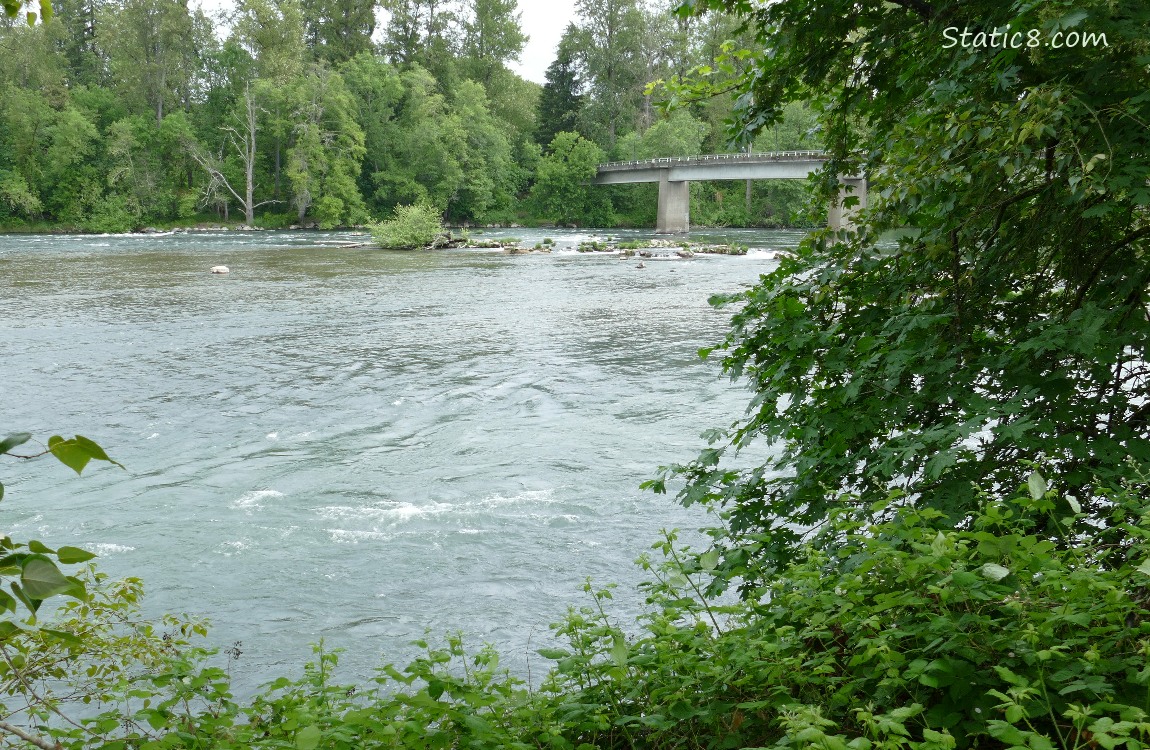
530, 472, 1150, 750
369, 202, 445, 249
85, 194, 139, 233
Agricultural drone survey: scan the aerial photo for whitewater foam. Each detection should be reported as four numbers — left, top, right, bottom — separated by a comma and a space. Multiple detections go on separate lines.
232, 489, 284, 511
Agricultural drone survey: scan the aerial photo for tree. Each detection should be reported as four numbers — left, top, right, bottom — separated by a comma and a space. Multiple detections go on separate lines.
285, 65, 368, 227
378, 0, 423, 65
102, 0, 207, 125
534, 26, 584, 149
53, 0, 106, 86
1, 0, 48, 23
654, 0, 1150, 585
446, 79, 515, 222
459, 0, 526, 86
231, 0, 306, 82
572, 0, 646, 144
340, 51, 406, 217
530, 131, 613, 226
300, 0, 375, 64
187, 83, 270, 225
368, 65, 466, 212
615, 107, 707, 159
379, 0, 458, 84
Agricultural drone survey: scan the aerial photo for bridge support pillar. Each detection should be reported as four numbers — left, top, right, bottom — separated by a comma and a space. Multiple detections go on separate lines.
656, 172, 690, 234
828, 177, 867, 232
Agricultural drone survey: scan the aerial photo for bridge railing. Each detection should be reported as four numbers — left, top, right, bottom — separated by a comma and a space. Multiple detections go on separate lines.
597, 150, 828, 170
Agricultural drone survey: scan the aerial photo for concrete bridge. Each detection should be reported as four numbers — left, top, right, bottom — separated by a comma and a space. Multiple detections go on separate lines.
593, 151, 867, 234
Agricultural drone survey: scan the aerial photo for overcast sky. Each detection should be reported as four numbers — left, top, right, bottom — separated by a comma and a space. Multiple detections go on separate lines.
507, 0, 578, 84
195, 0, 578, 85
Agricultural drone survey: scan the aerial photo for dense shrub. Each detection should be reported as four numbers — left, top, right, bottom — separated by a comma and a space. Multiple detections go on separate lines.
369, 202, 445, 249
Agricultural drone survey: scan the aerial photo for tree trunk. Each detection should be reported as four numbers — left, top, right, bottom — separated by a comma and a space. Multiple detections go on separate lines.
156, 68, 165, 126
243, 87, 257, 226
274, 136, 281, 200
245, 154, 255, 224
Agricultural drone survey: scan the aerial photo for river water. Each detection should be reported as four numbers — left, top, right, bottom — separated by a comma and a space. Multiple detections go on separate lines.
0, 227, 797, 693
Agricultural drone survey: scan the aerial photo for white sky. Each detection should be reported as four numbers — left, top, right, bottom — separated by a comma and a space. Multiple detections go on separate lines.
194, 0, 578, 85
508, 0, 578, 84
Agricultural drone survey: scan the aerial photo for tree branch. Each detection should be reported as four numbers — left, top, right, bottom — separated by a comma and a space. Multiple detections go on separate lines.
1073, 224, 1150, 309
0, 720, 61, 750
885, 0, 936, 19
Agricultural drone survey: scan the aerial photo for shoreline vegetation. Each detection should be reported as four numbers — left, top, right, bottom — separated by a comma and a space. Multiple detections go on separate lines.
0, 217, 819, 235
3, 0, 1149, 745
0, 0, 823, 237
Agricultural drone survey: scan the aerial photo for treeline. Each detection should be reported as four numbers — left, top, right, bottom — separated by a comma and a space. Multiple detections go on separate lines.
0, 0, 821, 232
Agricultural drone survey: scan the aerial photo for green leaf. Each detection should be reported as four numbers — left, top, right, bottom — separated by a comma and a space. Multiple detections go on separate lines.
27, 540, 54, 554
56, 546, 96, 564
537, 647, 571, 660
0, 433, 31, 454
48, 436, 91, 475
295, 725, 321, 750
39, 628, 82, 646
1136, 559, 1150, 577
1058, 9, 1088, 28
20, 555, 71, 599
699, 549, 721, 571
610, 639, 628, 667
0, 621, 21, 640
1027, 471, 1047, 501
10, 582, 37, 613
73, 436, 124, 469
980, 563, 1011, 581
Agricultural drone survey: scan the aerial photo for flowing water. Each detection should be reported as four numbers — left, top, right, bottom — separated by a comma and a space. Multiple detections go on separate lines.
0, 227, 799, 693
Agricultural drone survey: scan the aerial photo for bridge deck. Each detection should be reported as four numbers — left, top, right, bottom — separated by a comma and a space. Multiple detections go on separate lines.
597, 150, 828, 172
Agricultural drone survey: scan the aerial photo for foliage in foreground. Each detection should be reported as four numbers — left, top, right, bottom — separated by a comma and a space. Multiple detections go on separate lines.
368, 203, 446, 250
4, 450, 1149, 750
649, 0, 1150, 582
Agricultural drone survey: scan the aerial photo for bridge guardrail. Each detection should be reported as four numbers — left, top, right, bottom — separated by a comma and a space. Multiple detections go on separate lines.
597, 150, 828, 170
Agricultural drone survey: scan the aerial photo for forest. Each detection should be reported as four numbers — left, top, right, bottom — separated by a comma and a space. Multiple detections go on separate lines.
0, 0, 819, 232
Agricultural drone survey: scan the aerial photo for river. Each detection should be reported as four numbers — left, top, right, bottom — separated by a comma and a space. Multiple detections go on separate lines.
0, 227, 797, 693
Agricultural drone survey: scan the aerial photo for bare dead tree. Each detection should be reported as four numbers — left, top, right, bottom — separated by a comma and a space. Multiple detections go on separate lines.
185, 84, 280, 225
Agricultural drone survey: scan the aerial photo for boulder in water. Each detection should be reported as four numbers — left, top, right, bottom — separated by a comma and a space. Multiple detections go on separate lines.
210, 265, 230, 274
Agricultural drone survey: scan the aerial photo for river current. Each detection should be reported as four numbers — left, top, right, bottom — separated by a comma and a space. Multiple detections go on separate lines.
0, 227, 796, 693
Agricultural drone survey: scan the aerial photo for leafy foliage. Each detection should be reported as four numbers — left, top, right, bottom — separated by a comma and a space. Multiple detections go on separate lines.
369, 201, 446, 249
0, 433, 121, 621
531, 131, 615, 226
1, 0, 822, 231
650, 0, 1150, 579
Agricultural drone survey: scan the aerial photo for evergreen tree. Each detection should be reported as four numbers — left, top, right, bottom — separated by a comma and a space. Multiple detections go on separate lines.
53, 0, 105, 86
534, 26, 583, 150
300, 0, 374, 65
